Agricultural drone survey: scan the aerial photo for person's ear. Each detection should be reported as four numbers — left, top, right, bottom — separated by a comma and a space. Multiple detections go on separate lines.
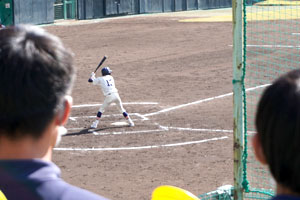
252, 133, 267, 165
56, 95, 73, 126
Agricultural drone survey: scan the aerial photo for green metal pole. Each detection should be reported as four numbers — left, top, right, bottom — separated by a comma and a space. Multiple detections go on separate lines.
232, 0, 244, 197
64, 0, 67, 19
73, 0, 76, 19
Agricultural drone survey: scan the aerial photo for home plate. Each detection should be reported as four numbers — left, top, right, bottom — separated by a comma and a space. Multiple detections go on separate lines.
111, 121, 128, 126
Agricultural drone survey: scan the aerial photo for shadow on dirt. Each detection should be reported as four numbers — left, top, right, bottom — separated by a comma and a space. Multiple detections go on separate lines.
64, 126, 130, 136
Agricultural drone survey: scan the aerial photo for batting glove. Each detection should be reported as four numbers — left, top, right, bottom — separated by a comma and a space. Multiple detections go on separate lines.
88, 72, 96, 83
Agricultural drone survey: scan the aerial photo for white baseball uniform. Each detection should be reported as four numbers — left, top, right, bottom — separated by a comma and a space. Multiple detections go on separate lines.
91, 75, 126, 113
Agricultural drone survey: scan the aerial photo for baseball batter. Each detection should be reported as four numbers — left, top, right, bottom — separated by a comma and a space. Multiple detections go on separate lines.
88, 67, 134, 128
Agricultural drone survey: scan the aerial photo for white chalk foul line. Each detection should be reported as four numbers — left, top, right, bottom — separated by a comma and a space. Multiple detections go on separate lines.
229, 44, 300, 49
144, 84, 270, 117
246, 84, 270, 92
135, 113, 149, 121
143, 92, 232, 117
54, 136, 228, 151
247, 44, 300, 49
160, 125, 233, 133
69, 117, 76, 121
90, 125, 232, 136
72, 102, 158, 108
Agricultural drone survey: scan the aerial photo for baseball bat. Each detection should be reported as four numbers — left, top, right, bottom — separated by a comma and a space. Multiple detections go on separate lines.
94, 56, 107, 73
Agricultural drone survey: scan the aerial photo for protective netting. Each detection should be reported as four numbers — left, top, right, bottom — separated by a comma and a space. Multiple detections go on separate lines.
199, 1, 300, 200
242, 0, 300, 199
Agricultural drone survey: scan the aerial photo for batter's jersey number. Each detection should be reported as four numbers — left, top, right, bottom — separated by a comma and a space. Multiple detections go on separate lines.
106, 79, 113, 86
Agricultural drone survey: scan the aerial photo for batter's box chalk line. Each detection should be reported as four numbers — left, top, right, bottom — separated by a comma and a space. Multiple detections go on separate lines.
54, 136, 229, 151
91, 123, 233, 136
68, 113, 148, 122
67, 87, 265, 136
71, 102, 158, 108
69, 121, 233, 136
56, 86, 267, 151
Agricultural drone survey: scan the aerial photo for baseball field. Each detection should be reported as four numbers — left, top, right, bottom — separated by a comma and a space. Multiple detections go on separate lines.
48, 9, 233, 200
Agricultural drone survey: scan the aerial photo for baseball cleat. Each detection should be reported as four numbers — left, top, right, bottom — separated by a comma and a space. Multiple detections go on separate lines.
128, 119, 134, 127
90, 120, 99, 129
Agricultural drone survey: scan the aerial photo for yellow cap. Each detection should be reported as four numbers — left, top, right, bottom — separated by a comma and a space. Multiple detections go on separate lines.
0, 190, 7, 200
152, 185, 200, 200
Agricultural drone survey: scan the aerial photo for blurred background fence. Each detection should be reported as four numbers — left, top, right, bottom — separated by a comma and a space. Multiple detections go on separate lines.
0, 0, 233, 25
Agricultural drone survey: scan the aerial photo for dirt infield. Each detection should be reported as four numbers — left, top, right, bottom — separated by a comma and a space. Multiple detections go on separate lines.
46, 11, 233, 200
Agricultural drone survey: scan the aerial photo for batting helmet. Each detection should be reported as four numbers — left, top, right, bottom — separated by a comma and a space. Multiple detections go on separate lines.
101, 67, 112, 76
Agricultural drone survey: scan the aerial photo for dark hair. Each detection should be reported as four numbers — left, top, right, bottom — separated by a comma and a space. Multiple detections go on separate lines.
0, 25, 75, 139
255, 69, 300, 193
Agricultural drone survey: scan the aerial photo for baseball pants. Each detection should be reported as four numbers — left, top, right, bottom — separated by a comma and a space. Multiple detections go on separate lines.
99, 92, 126, 114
